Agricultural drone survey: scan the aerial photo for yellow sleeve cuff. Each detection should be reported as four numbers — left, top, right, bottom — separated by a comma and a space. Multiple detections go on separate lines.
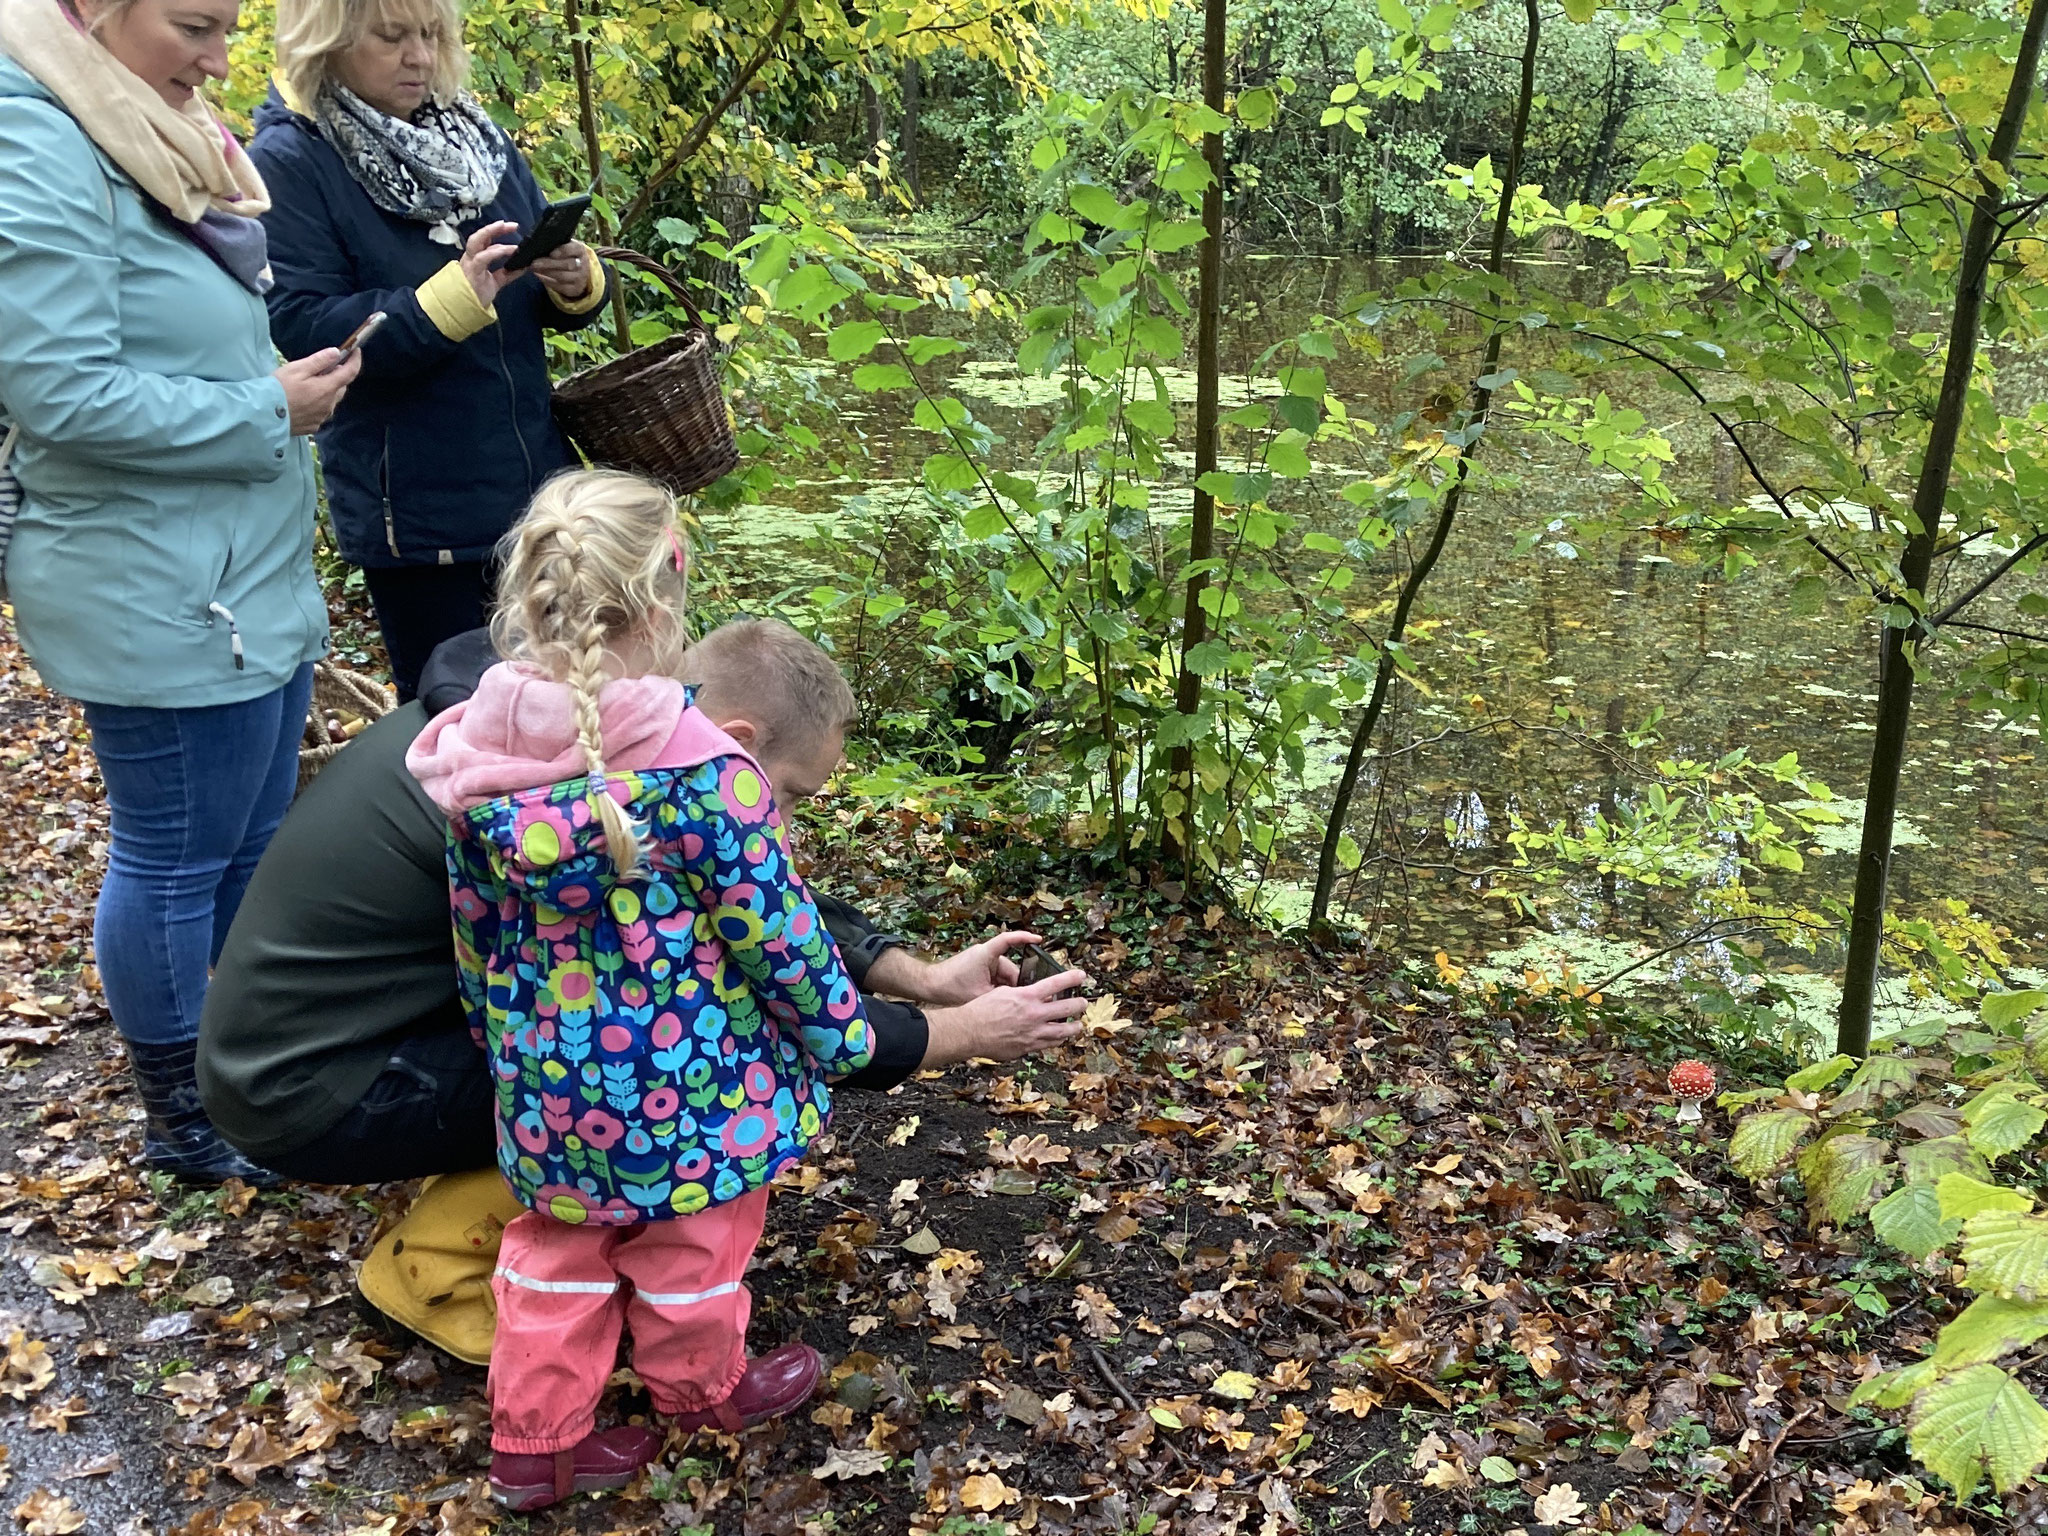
548, 249, 609, 315
416, 261, 497, 341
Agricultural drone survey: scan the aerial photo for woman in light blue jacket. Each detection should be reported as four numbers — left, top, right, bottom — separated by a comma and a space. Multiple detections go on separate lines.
0, 0, 357, 1180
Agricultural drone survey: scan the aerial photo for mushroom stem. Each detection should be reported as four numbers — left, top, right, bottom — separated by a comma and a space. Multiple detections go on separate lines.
1674, 1099, 1703, 1123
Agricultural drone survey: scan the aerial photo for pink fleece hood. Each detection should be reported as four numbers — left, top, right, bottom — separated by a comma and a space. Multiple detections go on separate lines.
405, 662, 690, 815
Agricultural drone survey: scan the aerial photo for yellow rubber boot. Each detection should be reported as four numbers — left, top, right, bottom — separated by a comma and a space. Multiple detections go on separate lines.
357, 1168, 524, 1365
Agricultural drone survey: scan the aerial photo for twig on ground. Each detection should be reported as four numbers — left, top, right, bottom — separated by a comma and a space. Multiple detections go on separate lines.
1728, 1406, 1820, 1517
1087, 1340, 1189, 1471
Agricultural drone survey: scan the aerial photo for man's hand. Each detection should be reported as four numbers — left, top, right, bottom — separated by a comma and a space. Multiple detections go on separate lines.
867, 930, 1049, 1006
921, 971, 1091, 1068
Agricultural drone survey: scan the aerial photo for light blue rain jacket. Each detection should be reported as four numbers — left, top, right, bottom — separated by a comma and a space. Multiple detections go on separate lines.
0, 56, 326, 707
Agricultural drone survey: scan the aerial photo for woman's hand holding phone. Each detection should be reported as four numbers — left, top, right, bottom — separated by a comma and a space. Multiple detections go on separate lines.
274, 348, 362, 436
527, 239, 593, 300
458, 220, 522, 308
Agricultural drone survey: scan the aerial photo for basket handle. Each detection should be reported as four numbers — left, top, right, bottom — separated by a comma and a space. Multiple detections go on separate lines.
597, 246, 711, 331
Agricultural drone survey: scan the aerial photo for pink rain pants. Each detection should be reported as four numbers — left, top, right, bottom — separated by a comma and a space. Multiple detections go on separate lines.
487, 1187, 770, 1453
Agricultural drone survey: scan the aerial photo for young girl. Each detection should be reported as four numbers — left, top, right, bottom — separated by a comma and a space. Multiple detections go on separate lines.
405, 469, 872, 1510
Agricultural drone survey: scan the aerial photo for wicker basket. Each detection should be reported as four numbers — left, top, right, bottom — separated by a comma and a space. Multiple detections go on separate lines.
298, 661, 396, 792
552, 248, 739, 494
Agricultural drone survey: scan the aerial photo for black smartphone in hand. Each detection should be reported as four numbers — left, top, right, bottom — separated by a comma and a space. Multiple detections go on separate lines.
1015, 942, 1078, 995
501, 194, 591, 272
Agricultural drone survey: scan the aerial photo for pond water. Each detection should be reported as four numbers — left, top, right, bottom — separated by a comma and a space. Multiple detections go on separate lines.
695, 248, 2046, 1044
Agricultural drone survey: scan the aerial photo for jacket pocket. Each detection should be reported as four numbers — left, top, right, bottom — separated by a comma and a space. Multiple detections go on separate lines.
171, 515, 233, 629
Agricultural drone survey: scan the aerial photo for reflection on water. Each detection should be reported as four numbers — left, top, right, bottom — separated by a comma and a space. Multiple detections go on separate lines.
701, 250, 2046, 1030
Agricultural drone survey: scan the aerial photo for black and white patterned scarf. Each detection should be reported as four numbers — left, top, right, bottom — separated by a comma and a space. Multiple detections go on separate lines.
313, 83, 507, 246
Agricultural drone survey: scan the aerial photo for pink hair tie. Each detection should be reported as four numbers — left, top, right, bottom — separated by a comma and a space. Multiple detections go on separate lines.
666, 525, 686, 573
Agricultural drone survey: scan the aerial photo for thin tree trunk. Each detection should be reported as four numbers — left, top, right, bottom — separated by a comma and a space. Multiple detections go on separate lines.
1836, 0, 2048, 1054
563, 0, 630, 353
1308, 0, 1541, 932
1164, 0, 1227, 869
862, 75, 885, 160
1577, 49, 1630, 206
900, 58, 922, 205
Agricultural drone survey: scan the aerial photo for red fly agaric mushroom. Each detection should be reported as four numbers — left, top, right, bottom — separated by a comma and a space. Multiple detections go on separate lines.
1667, 1060, 1717, 1122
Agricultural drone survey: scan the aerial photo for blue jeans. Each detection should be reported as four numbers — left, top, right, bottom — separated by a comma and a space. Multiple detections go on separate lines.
82, 663, 315, 1046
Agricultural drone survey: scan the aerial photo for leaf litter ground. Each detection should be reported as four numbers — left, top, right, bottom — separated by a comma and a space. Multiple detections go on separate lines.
0, 620, 2039, 1536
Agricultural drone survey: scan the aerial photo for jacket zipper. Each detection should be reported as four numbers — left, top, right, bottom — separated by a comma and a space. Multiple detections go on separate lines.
379, 427, 399, 557
496, 325, 535, 489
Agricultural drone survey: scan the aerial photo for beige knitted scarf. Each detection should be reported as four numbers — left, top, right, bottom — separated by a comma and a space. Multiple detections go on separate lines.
0, 0, 268, 222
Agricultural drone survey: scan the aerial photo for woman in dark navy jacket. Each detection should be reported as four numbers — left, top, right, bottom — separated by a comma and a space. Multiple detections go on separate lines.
251, 0, 611, 699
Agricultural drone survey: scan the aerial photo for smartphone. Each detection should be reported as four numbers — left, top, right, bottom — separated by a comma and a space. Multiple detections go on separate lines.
1015, 942, 1077, 994
337, 310, 387, 355
501, 194, 592, 272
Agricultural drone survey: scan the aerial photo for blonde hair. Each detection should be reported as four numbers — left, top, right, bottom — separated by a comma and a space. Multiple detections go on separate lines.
491, 470, 691, 876
678, 619, 856, 765
75, 0, 141, 32
275, 0, 472, 115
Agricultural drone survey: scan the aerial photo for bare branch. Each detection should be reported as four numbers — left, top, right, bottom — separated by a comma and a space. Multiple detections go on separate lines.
1929, 531, 2048, 629
617, 0, 800, 234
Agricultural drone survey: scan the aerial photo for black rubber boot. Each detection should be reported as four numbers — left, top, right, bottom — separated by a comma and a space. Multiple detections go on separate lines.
125, 1038, 279, 1187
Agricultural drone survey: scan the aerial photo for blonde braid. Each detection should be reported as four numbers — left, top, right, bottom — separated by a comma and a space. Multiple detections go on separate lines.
489, 468, 692, 877
569, 617, 641, 875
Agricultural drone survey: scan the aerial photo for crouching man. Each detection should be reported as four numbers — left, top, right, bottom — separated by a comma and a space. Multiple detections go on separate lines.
198, 621, 1085, 1360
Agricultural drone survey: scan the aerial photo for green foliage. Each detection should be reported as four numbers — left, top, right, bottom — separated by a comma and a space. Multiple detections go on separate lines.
1726, 1106, 1812, 1179
1567, 1138, 1683, 1219
1868, 1183, 1956, 1262
1745, 990, 2048, 1495
933, 1, 1770, 251
1905, 1365, 2048, 1498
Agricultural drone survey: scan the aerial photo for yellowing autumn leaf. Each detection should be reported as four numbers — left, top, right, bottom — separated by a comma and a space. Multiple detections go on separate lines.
1209, 1370, 1261, 1401
1335, 1168, 1388, 1212
11, 1490, 84, 1536
1, 1334, 54, 1402
988, 1132, 1072, 1170
1511, 1316, 1562, 1379
1408, 1431, 1448, 1471
812, 1447, 889, 1480
1095, 1212, 1141, 1244
160, 1370, 221, 1417
1532, 1481, 1588, 1526
1329, 1386, 1381, 1418
1268, 1359, 1313, 1392
1421, 1456, 1472, 1488
1082, 993, 1132, 1035
63, 1249, 137, 1292
959, 1473, 1020, 1511
26, 1396, 86, 1434
886, 1115, 920, 1146
1074, 1284, 1123, 1339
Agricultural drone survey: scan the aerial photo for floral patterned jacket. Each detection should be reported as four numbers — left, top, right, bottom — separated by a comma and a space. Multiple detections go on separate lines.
444, 708, 872, 1226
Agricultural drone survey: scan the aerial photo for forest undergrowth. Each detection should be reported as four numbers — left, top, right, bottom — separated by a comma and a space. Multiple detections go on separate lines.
0, 618, 2037, 1536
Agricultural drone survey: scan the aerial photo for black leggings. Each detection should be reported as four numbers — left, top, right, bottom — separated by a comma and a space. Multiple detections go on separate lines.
362, 561, 494, 704
257, 1012, 494, 1185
